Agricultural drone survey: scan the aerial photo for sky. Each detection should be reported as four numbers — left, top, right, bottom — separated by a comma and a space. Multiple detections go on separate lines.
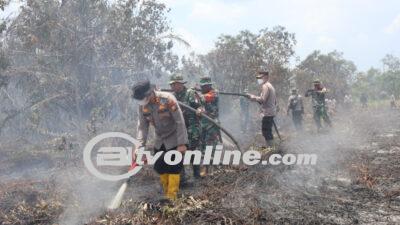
2, 0, 400, 71
159, 0, 400, 71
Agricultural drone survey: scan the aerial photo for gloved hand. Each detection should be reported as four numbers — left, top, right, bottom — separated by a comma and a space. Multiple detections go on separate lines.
196, 108, 204, 116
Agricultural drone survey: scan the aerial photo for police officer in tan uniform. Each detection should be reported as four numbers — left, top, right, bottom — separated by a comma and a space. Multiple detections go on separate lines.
248, 71, 277, 147
132, 80, 188, 201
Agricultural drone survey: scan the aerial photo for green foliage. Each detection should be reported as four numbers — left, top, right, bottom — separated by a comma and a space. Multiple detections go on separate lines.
296, 50, 357, 100
0, 0, 177, 137
0, 0, 7, 11
0, 0, 399, 142
180, 26, 296, 97
352, 54, 400, 100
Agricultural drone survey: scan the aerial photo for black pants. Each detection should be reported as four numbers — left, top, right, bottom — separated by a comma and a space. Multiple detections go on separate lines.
292, 111, 303, 130
262, 116, 274, 141
154, 145, 183, 174
313, 107, 331, 130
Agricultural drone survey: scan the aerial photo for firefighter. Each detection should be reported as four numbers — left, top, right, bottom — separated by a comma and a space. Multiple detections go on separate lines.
132, 80, 188, 201
248, 71, 277, 147
287, 89, 304, 131
199, 76, 221, 176
305, 80, 332, 131
169, 74, 203, 182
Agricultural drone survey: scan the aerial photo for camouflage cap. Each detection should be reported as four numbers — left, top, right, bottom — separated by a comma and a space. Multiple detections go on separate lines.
169, 74, 187, 85
199, 76, 213, 86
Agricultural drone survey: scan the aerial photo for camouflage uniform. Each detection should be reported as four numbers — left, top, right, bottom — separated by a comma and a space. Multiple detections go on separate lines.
199, 77, 221, 149
169, 74, 204, 179
173, 87, 203, 150
305, 80, 331, 130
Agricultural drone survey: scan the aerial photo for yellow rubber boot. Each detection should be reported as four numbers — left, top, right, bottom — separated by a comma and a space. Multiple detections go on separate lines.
167, 174, 180, 201
200, 166, 207, 177
159, 174, 169, 196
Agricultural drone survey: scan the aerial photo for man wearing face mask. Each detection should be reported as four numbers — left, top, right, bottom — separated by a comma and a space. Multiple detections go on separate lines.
248, 71, 277, 147
132, 80, 188, 201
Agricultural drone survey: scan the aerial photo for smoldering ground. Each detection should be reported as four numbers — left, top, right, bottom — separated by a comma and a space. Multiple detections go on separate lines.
1, 0, 400, 223
1, 71, 400, 224
92, 106, 398, 224
0, 75, 173, 224
215, 107, 400, 224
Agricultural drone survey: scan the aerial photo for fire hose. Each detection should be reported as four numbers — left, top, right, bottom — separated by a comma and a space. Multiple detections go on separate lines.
108, 101, 241, 210
176, 101, 242, 153
162, 88, 281, 140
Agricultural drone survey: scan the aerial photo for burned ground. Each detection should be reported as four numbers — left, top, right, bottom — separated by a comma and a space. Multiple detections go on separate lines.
1, 108, 400, 225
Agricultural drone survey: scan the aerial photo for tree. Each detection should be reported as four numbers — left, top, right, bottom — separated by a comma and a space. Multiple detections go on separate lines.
179, 53, 204, 85
196, 26, 296, 98
0, 0, 178, 141
0, 0, 7, 11
352, 68, 381, 100
381, 54, 400, 97
296, 50, 357, 101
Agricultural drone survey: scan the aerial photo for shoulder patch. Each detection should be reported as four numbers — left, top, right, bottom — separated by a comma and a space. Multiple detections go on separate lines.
167, 98, 178, 112
158, 96, 178, 112
159, 97, 169, 105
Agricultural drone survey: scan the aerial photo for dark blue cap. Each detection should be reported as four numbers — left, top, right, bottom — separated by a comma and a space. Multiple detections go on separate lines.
131, 80, 155, 100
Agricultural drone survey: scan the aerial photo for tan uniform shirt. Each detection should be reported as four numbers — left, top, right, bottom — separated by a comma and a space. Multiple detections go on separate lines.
254, 81, 277, 117
137, 91, 188, 150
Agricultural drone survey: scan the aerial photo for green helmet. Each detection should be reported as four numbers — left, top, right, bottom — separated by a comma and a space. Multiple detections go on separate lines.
169, 74, 187, 85
199, 76, 213, 86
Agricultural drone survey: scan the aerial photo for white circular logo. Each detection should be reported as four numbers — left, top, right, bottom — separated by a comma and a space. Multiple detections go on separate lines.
83, 132, 143, 181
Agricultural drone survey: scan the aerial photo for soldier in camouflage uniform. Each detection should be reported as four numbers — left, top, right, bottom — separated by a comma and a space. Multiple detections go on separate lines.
169, 74, 203, 180
199, 76, 221, 175
305, 80, 332, 131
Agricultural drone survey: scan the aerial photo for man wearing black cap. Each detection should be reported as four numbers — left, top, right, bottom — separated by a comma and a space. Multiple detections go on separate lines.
248, 71, 277, 147
132, 80, 188, 201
